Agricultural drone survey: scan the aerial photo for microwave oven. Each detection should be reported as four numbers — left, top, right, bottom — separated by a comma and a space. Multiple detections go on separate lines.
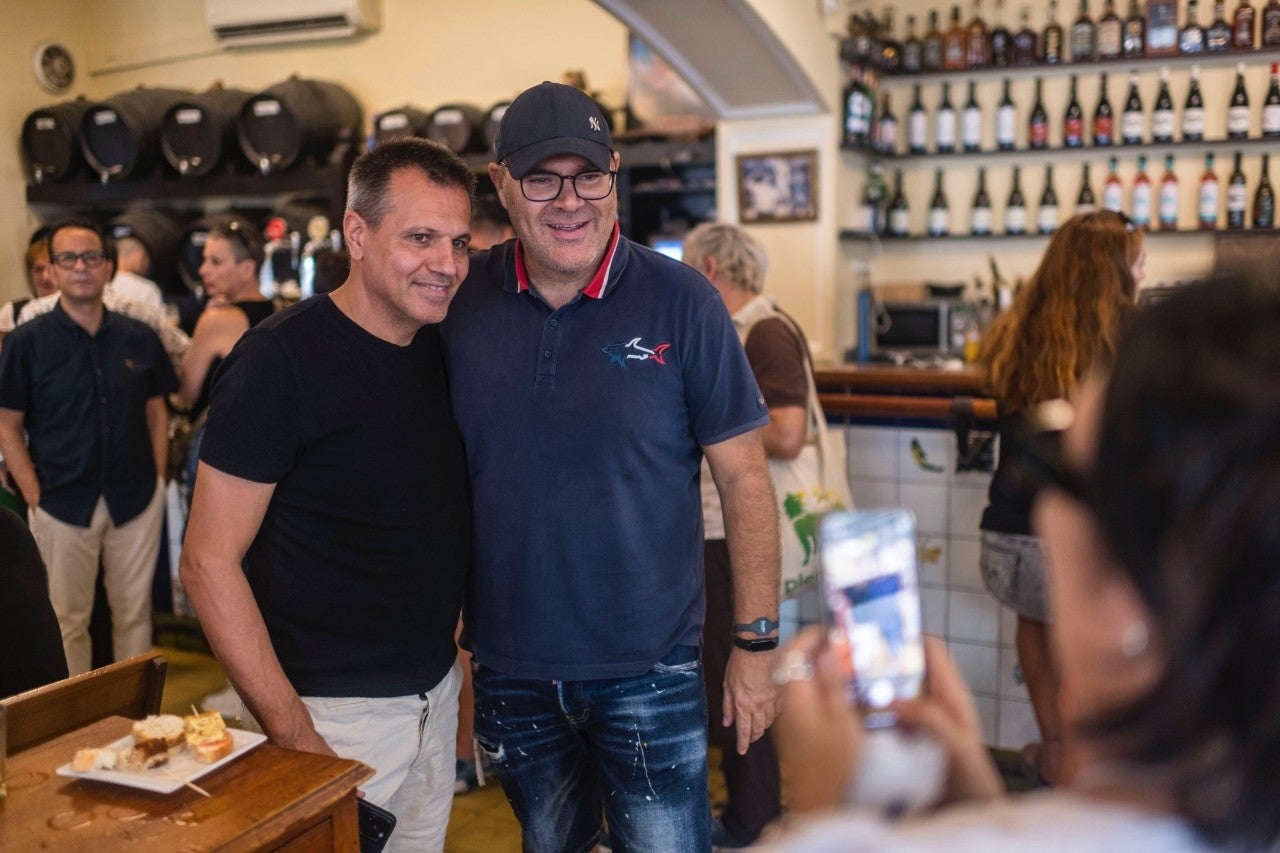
871, 299, 964, 356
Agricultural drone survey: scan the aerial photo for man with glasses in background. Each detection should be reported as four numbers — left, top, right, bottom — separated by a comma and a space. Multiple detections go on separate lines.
0, 219, 175, 675
441, 82, 780, 851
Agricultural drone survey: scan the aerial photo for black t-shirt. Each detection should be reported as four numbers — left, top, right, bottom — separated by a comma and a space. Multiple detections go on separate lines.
191, 300, 278, 419
200, 296, 470, 697
980, 411, 1053, 536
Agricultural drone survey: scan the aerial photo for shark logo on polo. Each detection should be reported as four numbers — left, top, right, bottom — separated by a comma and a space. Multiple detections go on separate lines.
602, 337, 670, 366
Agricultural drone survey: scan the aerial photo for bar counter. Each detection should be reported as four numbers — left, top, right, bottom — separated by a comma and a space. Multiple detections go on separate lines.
814, 364, 996, 423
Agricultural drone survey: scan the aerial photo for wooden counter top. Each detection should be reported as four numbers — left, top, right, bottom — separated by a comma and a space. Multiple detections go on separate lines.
812, 364, 996, 422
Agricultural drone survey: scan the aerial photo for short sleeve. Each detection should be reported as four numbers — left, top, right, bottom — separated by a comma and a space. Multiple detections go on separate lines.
744, 316, 808, 410
0, 327, 33, 412
684, 295, 769, 447
145, 327, 178, 397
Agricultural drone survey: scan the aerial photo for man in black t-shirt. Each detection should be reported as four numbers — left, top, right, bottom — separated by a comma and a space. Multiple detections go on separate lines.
180, 139, 475, 852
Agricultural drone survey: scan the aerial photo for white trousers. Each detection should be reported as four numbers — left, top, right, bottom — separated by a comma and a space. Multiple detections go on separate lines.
302, 658, 461, 853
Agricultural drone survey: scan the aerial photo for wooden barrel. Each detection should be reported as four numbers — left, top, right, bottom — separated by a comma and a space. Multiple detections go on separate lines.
80, 87, 192, 181
425, 103, 486, 153
237, 77, 362, 174
160, 87, 253, 177
480, 100, 511, 153
21, 97, 92, 184
109, 208, 185, 294
372, 105, 431, 146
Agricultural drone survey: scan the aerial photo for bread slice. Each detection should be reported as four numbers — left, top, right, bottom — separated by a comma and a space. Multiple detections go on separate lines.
132, 714, 186, 748
190, 732, 235, 764
184, 708, 235, 763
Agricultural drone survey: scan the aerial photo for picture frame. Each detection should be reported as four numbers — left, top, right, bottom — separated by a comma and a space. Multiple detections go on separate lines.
736, 150, 818, 223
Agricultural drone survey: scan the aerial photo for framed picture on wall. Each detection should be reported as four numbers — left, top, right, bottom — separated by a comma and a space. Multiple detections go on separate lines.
736, 150, 818, 223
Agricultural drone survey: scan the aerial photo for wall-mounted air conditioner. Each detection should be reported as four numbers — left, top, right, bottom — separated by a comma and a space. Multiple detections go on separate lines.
205, 0, 380, 48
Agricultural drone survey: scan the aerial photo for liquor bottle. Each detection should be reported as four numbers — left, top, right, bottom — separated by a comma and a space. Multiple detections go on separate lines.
937, 83, 957, 153
1234, 0, 1257, 47
1198, 152, 1219, 229
1158, 154, 1179, 230
945, 5, 968, 70
861, 161, 887, 233
1006, 165, 1029, 233
1038, 165, 1060, 233
967, 0, 991, 67
843, 68, 875, 147
1265, 0, 1280, 47
972, 167, 994, 234
1044, 0, 1065, 62
1227, 150, 1248, 228
1206, 0, 1231, 50
1064, 75, 1085, 147
887, 169, 911, 237
1077, 162, 1098, 212
924, 9, 945, 71
1122, 71, 1145, 144
1071, 0, 1097, 61
962, 81, 983, 151
991, 0, 1014, 64
996, 78, 1018, 149
1029, 77, 1050, 149
1103, 155, 1125, 210
1123, 0, 1147, 56
880, 7, 903, 72
1132, 155, 1153, 229
1228, 63, 1250, 140
1264, 63, 1280, 138
1179, 0, 1206, 52
908, 84, 928, 154
1013, 4, 1040, 63
877, 93, 898, 154
903, 14, 924, 72
1152, 67, 1175, 143
1094, 72, 1115, 145
928, 168, 951, 236
1098, 0, 1123, 57
1254, 152, 1275, 228
1182, 65, 1205, 142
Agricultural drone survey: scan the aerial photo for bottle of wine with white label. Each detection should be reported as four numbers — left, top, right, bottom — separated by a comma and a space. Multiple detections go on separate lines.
1152, 67, 1175, 144
1038, 164, 1060, 234
887, 169, 911, 237
962, 81, 983, 152
1227, 63, 1250, 140
996, 78, 1017, 150
1122, 71, 1145, 145
972, 167, 994, 234
1226, 150, 1247, 229
1182, 65, 1205, 142
908, 84, 928, 154
936, 83, 957, 153
1264, 62, 1280, 137
928, 168, 951, 236
1006, 165, 1028, 234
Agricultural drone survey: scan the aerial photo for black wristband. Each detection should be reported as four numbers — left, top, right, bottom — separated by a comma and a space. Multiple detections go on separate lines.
733, 636, 780, 652
733, 617, 780, 636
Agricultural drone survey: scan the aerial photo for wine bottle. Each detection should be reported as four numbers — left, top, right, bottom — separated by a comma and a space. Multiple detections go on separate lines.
1094, 72, 1115, 145
888, 169, 910, 237
1103, 156, 1125, 210
843, 69, 874, 147
908, 84, 928, 154
1122, 71, 1145, 144
997, 78, 1018, 150
937, 83, 957, 153
1152, 67, 1175, 144
1013, 4, 1040, 63
1254, 152, 1275, 228
1182, 65, 1205, 142
1098, 0, 1123, 57
1180, 0, 1207, 52
1206, 0, 1232, 50
880, 7, 903, 72
1038, 165, 1060, 234
1227, 150, 1248, 228
1198, 152, 1219, 229
1064, 75, 1085, 147
924, 9, 945, 70
1071, 0, 1097, 61
991, 0, 1014, 64
1044, 0, 1065, 62
1158, 154, 1179, 230
972, 167, 994, 234
962, 81, 983, 152
1077, 162, 1098, 213
1264, 63, 1280, 138
1132, 155, 1153, 230
1266, 0, 1280, 48
1234, 0, 1257, 48
877, 93, 898, 154
861, 162, 887, 233
929, 168, 951, 236
1029, 77, 1050, 149
903, 14, 924, 72
945, 4, 969, 70
1006, 165, 1028, 233
1123, 0, 1147, 56
1228, 63, 1250, 140
967, 0, 991, 67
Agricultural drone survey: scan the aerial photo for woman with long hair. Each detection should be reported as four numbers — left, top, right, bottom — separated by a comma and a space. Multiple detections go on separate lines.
976, 210, 1144, 784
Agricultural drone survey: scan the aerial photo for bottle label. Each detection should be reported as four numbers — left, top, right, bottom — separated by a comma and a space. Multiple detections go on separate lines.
1152, 110, 1175, 139
1122, 111, 1144, 141
1199, 183, 1219, 225
1159, 182, 1179, 225
936, 112, 956, 149
1132, 184, 1152, 224
1076, 201, 1096, 214
1094, 115, 1114, 143
1064, 117, 1084, 145
1005, 206, 1027, 233
909, 112, 928, 149
1227, 184, 1248, 211
877, 118, 897, 151
996, 106, 1016, 146
1182, 108, 1205, 137
890, 209, 910, 235
1264, 104, 1280, 134
1037, 205, 1059, 233
971, 207, 993, 233
1103, 183, 1124, 211
1228, 106, 1250, 135
928, 208, 950, 234
1099, 22, 1122, 56
963, 109, 982, 148
1030, 120, 1048, 147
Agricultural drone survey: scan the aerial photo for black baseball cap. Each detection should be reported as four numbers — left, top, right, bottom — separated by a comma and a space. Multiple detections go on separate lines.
495, 82, 613, 179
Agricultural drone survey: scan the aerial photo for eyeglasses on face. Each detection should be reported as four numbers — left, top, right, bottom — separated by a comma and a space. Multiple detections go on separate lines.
508, 166, 616, 202
50, 250, 108, 270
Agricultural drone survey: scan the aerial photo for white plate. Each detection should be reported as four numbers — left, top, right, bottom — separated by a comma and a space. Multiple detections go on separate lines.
55, 728, 267, 794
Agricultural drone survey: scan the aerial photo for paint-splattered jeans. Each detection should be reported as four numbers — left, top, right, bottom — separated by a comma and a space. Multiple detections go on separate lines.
471, 644, 711, 853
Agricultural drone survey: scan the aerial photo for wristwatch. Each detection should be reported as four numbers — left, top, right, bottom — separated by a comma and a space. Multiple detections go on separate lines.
733, 617, 780, 636
733, 636, 780, 652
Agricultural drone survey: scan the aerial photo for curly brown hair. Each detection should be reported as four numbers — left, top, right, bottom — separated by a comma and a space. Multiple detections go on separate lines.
979, 210, 1141, 411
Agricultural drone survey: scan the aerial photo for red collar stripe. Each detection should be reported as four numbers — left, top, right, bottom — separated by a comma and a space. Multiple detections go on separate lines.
514, 221, 622, 299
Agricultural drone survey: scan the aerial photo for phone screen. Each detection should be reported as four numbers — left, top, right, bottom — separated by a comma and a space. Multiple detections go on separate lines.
819, 509, 926, 727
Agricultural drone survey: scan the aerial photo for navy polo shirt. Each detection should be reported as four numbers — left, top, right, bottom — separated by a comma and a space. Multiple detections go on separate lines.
0, 302, 176, 526
440, 230, 769, 681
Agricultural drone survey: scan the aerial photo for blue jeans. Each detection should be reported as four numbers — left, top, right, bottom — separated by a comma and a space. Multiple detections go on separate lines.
471, 644, 711, 853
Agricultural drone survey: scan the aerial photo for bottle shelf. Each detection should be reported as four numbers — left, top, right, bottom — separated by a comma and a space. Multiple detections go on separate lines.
843, 134, 1280, 164
838, 226, 1269, 243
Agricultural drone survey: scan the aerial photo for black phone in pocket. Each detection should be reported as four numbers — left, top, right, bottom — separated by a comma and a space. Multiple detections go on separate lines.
357, 798, 397, 853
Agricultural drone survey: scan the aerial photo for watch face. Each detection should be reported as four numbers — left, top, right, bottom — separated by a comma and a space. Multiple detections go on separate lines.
33, 42, 75, 95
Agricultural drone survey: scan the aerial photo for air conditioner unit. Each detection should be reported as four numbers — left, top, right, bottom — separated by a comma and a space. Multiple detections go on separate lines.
205, 0, 380, 48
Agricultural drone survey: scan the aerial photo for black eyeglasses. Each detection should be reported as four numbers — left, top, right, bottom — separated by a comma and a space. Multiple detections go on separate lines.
507, 166, 616, 202
50, 250, 108, 270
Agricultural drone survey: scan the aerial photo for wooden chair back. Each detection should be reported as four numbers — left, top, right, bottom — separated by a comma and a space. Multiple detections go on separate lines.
1, 651, 167, 755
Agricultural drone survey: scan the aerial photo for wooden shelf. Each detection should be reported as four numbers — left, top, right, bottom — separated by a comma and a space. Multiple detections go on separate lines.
843, 134, 1280, 164
838, 227, 1260, 242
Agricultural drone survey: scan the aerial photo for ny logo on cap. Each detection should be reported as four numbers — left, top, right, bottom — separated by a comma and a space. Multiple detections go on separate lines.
589, 116, 601, 132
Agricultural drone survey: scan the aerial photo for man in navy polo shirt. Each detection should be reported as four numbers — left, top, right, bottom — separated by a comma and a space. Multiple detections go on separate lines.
441, 82, 781, 852
0, 219, 175, 675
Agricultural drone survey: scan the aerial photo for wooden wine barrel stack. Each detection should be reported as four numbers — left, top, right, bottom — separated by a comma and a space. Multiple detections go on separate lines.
21, 96, 92, 184
480, 100, 511, 153
372, 105, 430, 146
160, 86, 253, 177
237, 77, 362, 174
109, 208, 185, 294
80, 87, 193, 182
425, 103, 486, 154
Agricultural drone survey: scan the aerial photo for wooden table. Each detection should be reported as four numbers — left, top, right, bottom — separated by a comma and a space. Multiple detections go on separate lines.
0, 716, 373, 851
